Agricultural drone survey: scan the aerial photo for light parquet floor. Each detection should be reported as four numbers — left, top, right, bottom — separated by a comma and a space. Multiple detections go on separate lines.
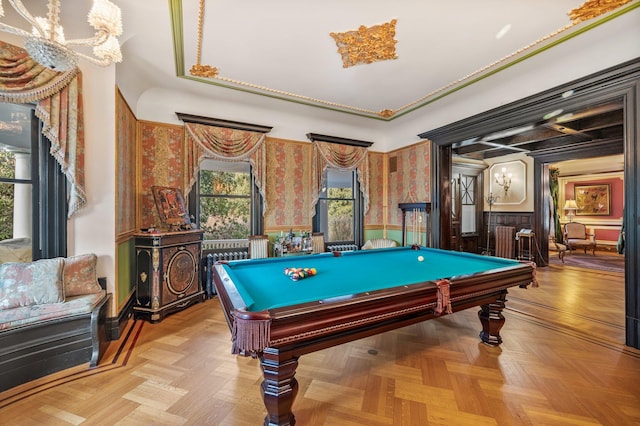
1, 260, 639, 425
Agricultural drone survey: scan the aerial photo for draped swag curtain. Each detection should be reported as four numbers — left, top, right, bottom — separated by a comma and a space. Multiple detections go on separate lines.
0, 41, 86, 217
184, 122, 267, 214
311, 141, 370, 216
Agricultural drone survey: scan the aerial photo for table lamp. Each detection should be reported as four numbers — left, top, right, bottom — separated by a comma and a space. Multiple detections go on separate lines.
563, 199, 578, 222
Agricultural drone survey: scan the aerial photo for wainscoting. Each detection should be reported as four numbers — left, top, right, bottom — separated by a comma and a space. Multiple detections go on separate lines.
483, 211, 534, 258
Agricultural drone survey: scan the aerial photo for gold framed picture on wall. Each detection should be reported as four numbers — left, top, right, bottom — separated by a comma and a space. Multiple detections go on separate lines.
574, 184, 611, 216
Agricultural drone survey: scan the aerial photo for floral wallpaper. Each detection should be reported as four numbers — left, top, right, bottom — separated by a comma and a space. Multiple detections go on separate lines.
264, 138, 311, 230
116, 88, 137, 236
366, 151, 385, 226
127, 120, 430, 234
138, 121, 185, 228
387, 141, 430, 226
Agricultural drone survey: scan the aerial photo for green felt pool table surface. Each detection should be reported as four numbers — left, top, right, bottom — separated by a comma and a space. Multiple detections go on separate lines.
220, 247, 522, 312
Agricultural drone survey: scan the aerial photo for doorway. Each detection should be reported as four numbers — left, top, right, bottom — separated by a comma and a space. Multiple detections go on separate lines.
419, 58, 640, 349
548, 155, 625, 272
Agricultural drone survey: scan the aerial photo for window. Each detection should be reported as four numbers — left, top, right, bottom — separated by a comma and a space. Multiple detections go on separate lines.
314, 168, 363, 245
0, 151, 31, 243
460, 175, 477, 234
195, 159, 262, 239
0, 103, 67, 261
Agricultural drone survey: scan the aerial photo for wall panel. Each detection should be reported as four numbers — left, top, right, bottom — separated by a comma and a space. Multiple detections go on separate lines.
137, 121, 185, 228
264, 138, 311, 230
387, 141, 431, 227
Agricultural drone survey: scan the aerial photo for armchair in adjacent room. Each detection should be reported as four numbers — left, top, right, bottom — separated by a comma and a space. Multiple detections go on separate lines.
549, 235, 567, 263
563, 222, 596, 255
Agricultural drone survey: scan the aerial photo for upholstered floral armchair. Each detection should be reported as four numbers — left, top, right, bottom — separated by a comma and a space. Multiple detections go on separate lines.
563, 222, 596, 255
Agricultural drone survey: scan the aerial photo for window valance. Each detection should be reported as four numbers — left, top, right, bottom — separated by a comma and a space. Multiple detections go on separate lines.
184, 121, 268, 215
0, 41, 85, 217
311, 140, 370, 215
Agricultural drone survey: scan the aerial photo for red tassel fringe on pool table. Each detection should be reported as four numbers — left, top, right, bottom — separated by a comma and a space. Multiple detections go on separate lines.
231, 315, 271, 355
230, 279, 454, 354
435, 279, 452, 315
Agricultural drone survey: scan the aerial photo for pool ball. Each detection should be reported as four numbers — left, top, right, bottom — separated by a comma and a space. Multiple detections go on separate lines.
417, 255, 424, 262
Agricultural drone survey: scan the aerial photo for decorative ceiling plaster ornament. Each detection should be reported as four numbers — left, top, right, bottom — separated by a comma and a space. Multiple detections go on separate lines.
176, 1, 637, 120
330, 19, 398, 68
189, 0, 218, 78
568, 0, 633, 23
190, 64, 218, 78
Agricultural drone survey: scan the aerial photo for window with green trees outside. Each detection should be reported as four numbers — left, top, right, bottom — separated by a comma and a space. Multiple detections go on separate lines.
198, 160, 251, 240
315, 168, 363, 245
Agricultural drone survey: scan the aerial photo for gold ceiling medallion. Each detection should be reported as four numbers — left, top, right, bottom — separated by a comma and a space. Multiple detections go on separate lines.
568, 0, 633, 23
176, 1, 637, 119
330, 19, 398, 68
190, 64, 218, 78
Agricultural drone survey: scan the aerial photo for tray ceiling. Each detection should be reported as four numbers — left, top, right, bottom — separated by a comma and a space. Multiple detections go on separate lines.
156, 0, 638, 120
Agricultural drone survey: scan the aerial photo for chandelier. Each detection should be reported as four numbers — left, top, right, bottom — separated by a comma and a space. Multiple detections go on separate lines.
0, 0, 123, 71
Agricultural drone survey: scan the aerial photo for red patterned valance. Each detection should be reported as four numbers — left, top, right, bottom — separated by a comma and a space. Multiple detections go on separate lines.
185, 122, 267, 215
311, 141, 370, 215
0, 41, 85, 217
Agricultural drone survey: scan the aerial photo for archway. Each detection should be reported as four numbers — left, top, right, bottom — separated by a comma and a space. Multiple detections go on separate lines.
420, 58, 640, 349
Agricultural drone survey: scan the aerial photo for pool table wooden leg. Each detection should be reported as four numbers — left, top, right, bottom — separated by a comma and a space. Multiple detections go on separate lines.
478, 292, 507, 346
260, 349, 299, 426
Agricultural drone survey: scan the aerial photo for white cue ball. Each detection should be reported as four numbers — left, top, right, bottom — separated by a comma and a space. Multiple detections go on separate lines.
417, 255, 424, 262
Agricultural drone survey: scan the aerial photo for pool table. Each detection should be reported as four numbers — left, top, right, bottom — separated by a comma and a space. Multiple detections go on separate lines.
212, 246, 536, 426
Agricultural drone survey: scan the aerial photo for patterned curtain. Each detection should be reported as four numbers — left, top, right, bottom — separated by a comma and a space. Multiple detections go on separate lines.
184, 122, 267, 214
311, 141, 370, 215
549, 167, 562, 242
0, 41, 86, 217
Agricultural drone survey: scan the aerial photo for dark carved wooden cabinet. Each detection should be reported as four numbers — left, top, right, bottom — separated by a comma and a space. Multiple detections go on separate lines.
134, 229, 205, 323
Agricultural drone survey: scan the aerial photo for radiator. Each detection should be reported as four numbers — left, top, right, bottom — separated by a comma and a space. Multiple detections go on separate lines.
208, 251, 248, 262
494, 226, 515, 258
327, 243, 358, 252
202, 238, 249, 251
249, 236, 269, 259
203, 251, 249, 297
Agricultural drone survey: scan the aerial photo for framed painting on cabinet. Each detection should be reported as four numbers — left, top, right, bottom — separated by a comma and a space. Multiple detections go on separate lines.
151, 186, 191, 228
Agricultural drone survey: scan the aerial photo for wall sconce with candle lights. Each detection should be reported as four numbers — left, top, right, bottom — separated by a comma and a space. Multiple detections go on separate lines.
489, 160, 526, 205
494, 167, 512, 195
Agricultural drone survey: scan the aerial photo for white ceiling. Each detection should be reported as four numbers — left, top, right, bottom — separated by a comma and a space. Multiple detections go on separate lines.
113, 0, 639, 121
0, 0, 638, 132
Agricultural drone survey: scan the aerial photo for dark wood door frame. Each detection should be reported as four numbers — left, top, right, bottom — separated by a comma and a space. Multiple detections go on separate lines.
420, 58, 640, 349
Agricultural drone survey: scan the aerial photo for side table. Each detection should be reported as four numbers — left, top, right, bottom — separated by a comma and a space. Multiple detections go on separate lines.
516, 231, 535, 261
